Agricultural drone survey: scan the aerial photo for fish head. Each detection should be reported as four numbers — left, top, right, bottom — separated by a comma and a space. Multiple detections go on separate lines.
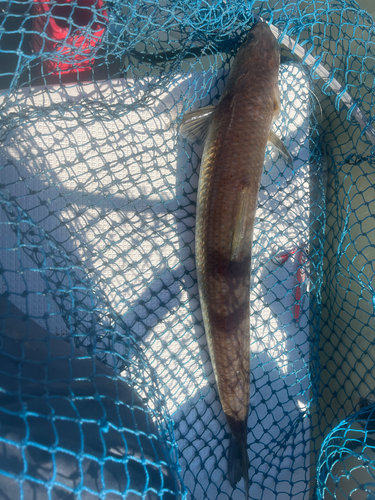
223, 21, 280, 98
242, 22, 280, 70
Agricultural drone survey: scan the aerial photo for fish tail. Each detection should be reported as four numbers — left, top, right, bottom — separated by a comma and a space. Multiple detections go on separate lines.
228, 435, 250, 499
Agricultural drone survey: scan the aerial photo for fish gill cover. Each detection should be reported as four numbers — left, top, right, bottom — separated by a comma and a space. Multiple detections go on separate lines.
0, 0, 374, 499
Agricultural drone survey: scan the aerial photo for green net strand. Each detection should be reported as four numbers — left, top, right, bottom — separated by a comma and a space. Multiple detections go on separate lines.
0, 0, 375, 499
317, 151, 375, 500
0, 192, 184, 498
317, 400, 375, 500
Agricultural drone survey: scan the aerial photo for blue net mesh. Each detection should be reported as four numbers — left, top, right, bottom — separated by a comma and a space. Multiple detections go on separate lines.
0, 0, 374, 499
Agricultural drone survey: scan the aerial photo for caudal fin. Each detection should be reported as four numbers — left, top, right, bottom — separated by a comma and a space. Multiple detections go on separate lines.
228, 435, 249, 500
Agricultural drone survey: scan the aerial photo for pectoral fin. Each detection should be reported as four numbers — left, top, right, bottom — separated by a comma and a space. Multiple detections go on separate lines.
273, 86, 281, 119
180, 105, 216, 142
268, 130, 293, 164
231, 189, 251, 261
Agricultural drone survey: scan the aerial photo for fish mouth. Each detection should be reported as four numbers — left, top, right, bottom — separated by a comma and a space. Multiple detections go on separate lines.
252, 12, 263, 24
242, 18, 279, 56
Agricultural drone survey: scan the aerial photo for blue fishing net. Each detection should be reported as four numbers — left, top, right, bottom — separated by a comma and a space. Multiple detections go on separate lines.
0, 0, 374, 499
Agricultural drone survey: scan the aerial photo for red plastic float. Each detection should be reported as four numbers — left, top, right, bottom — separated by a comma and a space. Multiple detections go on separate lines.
32, 0, 108, 74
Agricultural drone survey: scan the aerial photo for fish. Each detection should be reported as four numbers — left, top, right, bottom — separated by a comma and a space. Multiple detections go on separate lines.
180, 21, 292, 499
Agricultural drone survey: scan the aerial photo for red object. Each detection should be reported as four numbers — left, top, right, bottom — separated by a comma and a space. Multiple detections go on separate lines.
32, 0, 108, 74
273, 248, 298, 266
295, 268, 302, 322
274, 245, 309, 323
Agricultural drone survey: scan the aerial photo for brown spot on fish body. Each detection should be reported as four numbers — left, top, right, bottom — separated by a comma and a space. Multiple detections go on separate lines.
204, 250, 251, 330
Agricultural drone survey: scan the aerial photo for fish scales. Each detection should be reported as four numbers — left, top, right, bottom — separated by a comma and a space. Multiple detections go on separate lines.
181, 22, 284, 499
196, 23, 280, 494
196, 24, 279, 423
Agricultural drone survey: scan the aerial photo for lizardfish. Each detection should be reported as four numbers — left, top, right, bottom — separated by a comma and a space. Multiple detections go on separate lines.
180, 21, 291, 499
